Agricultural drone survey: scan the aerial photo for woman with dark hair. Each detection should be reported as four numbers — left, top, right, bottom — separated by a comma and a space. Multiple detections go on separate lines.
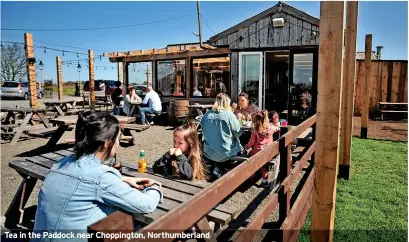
232, 92, 260, 121
32, 111, 162, 240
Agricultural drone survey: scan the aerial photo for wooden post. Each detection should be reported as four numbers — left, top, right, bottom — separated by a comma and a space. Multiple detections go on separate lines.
311, 2, 344, 242
117, 62, 122, 83
151, 61, 156, 89
186, 57, 191, 98
146, 65, 151, 86
123, 62, 128, 91
278, 127, 292, 224
24, 33, 38, 108
339, 2, 359, 180
56, 56, 63, 100
89, 50, 95, 110
361, 34, 372, 139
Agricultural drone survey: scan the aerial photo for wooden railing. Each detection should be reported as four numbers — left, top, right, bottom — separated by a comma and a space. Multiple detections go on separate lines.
88, 114, 317, 242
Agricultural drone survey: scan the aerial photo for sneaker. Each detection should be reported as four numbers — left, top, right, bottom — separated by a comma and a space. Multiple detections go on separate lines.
150, 121, 154, 125
259, 180, 271, 188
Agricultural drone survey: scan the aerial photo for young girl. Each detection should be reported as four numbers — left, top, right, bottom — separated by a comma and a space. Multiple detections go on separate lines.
245, 110, 280, 188
153, 122, 207, 181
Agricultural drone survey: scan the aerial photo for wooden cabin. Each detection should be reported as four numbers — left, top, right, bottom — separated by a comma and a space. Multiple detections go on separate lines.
105, 1, 319, 124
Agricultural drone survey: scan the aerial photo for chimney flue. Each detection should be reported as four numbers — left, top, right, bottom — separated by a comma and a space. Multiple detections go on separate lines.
376, 46, 384, 60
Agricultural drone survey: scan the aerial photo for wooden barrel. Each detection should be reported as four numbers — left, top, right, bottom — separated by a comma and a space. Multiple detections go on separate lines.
168, 99, 189, 126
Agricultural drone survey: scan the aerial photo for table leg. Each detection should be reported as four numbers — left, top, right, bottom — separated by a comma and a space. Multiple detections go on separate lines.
195, 216, 217, 242
10, 112, 33, 145
36, 111, 52, 128
46, 125, 69, 148
4, 111, 14, 124
4, 176, 37, 229
55, 106, 65, 116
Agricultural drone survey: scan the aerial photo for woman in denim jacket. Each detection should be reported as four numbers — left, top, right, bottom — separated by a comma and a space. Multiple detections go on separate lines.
32, 111, 163, 241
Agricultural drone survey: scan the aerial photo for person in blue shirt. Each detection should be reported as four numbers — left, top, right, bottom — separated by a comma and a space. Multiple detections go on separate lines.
200, 93, 243, 181
31, 111, 163, 241
139, 85, 162, 125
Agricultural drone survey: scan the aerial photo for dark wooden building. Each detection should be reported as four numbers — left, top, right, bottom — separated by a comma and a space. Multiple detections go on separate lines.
208, 1, 320, 123
106, 1, 320, 124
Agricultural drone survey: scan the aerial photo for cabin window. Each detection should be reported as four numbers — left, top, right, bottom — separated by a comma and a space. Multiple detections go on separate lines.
191, 56, 230, 98
156, 59, 186, 97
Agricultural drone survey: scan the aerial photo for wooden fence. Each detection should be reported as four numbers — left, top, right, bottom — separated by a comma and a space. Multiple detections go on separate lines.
88, 115, 317, 242
354, 60, 408, 116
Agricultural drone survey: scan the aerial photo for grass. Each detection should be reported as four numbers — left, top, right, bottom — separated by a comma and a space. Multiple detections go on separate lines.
52, 86, 75, 96
298, 137, 408, 242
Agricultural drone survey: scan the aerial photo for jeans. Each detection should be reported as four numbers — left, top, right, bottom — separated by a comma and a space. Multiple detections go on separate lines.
113, 106, 121, 115
139, 107, 161, 125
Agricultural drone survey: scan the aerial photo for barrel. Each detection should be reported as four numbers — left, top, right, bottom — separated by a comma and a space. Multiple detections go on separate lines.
168, 99, 189, 126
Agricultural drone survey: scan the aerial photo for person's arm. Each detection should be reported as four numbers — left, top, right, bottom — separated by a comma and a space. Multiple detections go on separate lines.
229, 112, 243, 138
152, 152, 172, 174
174, 154, 193, 180
245, 132, 257, 150
96, 169, 162, 214
135, 94, 142, 103
142, 92, 150, 105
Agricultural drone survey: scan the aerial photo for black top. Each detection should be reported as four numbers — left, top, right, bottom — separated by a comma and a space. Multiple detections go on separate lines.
111, 88, 122, 106
153, 152, 193, 180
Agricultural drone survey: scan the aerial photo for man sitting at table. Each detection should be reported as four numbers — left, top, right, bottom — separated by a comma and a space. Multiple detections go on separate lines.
123, 87, 142, 116
139, 85, 162, 125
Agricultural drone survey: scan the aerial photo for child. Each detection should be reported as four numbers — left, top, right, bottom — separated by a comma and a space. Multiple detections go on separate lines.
153, 122, 207, 181
245, 110, 280, 188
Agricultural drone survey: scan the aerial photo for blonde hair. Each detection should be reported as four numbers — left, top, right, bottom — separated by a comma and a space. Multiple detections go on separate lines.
252, 109, 270, 133
212, 93, 232, 112
173, 122, 207, 181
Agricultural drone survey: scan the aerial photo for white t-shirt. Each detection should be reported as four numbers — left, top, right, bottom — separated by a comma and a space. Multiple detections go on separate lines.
193, 90, 202, 97
142, 90, 162, 112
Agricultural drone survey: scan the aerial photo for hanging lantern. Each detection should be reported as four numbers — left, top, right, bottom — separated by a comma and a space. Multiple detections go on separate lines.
77, 63, 81, 72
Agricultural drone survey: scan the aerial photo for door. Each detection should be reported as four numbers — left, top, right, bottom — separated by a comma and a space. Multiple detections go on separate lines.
238, 52, 263, 108
288, 48, 318, 124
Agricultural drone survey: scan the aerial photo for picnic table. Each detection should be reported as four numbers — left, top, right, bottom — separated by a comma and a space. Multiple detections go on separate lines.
182, 104, 213, 124
379, 102, 408, 120
1, 107, 52, 145
46, 115, 136, 148
43, 100, 82, 116
5, 148, 238, 234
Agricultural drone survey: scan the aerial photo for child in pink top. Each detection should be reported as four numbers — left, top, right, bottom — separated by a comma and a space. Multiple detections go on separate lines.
245, 110, 280, 188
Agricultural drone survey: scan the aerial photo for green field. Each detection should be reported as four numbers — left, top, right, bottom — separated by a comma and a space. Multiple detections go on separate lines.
298, 138, 408, 242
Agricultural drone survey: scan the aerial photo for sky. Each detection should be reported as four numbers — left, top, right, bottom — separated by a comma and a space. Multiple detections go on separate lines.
1, 1, 408, 83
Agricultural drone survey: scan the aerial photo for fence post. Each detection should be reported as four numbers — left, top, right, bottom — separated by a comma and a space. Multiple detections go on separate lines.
361, 34, 372, 138
279, 126, 292, 226
89, 50, 95, 110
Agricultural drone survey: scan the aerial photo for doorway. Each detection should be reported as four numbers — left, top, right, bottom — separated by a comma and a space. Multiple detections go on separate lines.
264, 51, 290, 115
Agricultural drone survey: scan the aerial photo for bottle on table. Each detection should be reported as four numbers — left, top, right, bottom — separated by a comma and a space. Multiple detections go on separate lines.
138, 150, 147, 173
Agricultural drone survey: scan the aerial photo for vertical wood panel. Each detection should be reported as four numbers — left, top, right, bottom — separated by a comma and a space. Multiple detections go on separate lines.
249, 23, 258, 48
381, 62, 389, 102
230, 52, 239, 103
302, 21, 312, 45
354, 61, 364, 115
391, 62, 401, 102
297, 19, 303, 45
237, 29, 244, 49
242, 27, 249, 49
369, 62, 380, 111
289, 16, 297, 46
398, 62, 407, 103
404, 63, 408, 103
312, 25, 319, 45
259, 17, 269, 47
282, 14, 290, 47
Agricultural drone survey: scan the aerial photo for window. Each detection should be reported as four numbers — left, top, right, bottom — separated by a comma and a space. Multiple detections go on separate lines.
157, 60, 186, 96
128, 62, 152, 93
191, 57, 230, 98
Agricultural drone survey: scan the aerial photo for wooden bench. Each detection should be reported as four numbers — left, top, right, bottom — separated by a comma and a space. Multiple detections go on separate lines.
379, 102, 408, 120
26, 126, 73, 138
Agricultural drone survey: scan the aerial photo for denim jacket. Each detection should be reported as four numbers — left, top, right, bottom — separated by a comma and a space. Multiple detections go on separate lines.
201, 109, 243, 162
31, 154, 163, 242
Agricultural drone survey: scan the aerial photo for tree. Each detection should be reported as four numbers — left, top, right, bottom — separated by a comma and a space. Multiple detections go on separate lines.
1, 43, 27, 82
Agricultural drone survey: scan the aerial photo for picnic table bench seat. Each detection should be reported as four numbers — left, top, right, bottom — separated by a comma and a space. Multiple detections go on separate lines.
26, 126, 74, 138
379, 102, 408, 120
